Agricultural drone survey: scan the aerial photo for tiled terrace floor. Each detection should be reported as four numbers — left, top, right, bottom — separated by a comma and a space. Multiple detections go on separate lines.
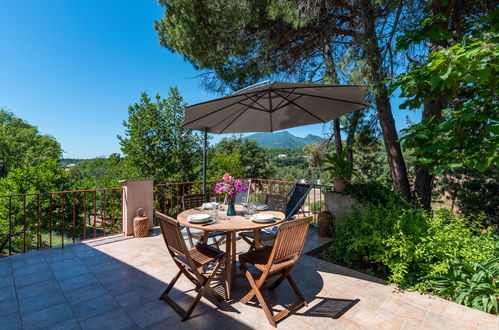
1, 227, 497, 330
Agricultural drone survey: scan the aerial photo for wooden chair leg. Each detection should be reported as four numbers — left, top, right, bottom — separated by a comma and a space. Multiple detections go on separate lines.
267, 269, 290, 290
242, 267, 276, 327
286, 273, 307, 307
186, 228, 195, 247
240, 234, 253, 246
160, 258, 225, 322
212, 236, 220, 249
159, 269, 183, 299
183, 257, 225, 321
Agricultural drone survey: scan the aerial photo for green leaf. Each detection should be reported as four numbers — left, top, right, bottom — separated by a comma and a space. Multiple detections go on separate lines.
430, 75, 441, 90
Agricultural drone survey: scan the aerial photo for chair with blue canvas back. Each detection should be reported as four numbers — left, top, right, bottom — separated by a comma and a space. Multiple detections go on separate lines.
234, 179, 251, 204
239, 183, 312, 251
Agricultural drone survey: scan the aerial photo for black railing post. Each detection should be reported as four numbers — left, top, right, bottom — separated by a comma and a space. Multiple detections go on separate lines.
202, 129, 208, 195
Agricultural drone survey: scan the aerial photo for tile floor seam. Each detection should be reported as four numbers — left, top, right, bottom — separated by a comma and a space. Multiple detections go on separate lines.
419, 308, 431, 330
5, 228, 498, 329
83, 245, 141, 329
44, 316, 79, 330
381, 294, 433, 320
12, 264, 23, 330
381, 302, 429, 327
49, 261, 84, 329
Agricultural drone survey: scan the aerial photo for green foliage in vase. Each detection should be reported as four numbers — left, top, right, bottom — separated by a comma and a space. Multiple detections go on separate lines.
394, 13, 498, 175
118, 88, 202, 183
429, 256, 499, 315
323, 150, 356, 182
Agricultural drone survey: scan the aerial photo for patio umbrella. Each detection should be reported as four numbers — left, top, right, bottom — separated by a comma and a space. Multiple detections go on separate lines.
183, 81, 368, 134
182, 81, 369, 192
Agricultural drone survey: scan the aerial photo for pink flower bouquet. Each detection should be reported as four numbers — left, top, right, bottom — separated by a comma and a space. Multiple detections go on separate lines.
214, 173, 248, 201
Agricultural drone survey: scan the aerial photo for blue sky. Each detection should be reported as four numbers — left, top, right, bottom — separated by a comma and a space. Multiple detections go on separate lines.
0, 0, 421, 158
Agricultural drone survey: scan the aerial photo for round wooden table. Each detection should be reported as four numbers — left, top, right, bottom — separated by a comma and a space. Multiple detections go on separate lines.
177, 205, 284, 300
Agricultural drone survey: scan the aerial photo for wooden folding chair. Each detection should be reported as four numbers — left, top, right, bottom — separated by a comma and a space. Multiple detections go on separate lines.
182, 194, 226, 248
239, 194, 288, 250
156, 211, 226, 321
239, 216, 312, 327
239, 183, 312, 251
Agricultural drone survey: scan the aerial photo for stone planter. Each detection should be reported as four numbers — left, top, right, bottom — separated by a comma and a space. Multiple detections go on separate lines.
324, 191, 359, 219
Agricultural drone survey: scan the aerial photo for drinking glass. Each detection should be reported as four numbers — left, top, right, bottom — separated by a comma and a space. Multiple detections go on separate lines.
208, 197, 217, 219
248, 203, 256, 218
243, 203, 250, 219
212, 204, 219, 220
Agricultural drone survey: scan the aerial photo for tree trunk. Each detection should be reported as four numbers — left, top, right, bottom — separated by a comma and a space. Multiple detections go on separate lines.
346, 111, 361, 162
333, 119, 343, 157
359, 0, 412, 201
414, 1, 451, 210
414, 99, 445, 209
323, 43, 343, 157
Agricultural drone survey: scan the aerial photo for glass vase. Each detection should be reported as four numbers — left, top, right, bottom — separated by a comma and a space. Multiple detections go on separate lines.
226, 198, 236, 216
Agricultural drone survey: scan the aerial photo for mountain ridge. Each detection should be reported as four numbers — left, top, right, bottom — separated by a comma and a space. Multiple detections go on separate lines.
245, 131, 323, 149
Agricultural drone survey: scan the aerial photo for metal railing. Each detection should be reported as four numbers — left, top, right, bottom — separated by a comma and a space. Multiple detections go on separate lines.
154, 178, 330, 221
1, 178, 329, 257
0, 187, 123, 256
154, 180, 218, 218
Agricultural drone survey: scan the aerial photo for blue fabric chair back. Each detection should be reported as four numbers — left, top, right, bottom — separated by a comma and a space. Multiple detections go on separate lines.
234, 179, 251, 204
285, 183, 312, 220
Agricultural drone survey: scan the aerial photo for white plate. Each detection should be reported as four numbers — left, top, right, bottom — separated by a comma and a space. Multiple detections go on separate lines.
250, 213, 274, 223
188, 214, 211, 223
254, 203, 269, 210
202, 202, 219, 209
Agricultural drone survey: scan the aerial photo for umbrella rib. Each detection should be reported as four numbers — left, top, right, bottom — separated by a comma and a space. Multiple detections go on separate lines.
182, 94, 263, 127
235, 102, 268, 112
282, 91, 368, 107
214, 92, 262, 133
273, 84, 366, 90
273, 91, 326, 123
273, 94, 303, 112
245, 92, 269, 111
219, 107, 250, 134
273, 87, 296, 111
186, 88, 264, 108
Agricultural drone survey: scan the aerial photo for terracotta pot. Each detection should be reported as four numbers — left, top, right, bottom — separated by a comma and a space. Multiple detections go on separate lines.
317, 211, 334, 238
333, 179, 347, 193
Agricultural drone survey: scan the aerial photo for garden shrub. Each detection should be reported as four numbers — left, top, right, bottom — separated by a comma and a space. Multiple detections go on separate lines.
430, 256, 499, 315
342, 181, 407, 207
326, 197, 499, 292
439, 167, 499, 227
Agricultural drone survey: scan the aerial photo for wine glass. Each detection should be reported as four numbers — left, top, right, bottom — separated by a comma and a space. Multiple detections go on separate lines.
243, 203, 250, 219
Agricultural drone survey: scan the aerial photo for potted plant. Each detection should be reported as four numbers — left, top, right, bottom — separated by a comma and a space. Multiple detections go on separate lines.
214, 173, 248, 216
323, 150, 356, 192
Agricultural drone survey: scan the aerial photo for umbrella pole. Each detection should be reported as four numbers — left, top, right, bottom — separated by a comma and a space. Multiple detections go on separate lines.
202, 129, 207, 195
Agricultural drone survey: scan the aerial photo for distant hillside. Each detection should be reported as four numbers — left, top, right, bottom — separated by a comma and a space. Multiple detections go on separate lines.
60, 158, 86, 166
245, 131, 323, 149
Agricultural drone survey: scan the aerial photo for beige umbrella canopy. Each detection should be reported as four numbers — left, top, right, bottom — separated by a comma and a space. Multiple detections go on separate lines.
183, 81, 369, 194
182, 81, 368, 133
